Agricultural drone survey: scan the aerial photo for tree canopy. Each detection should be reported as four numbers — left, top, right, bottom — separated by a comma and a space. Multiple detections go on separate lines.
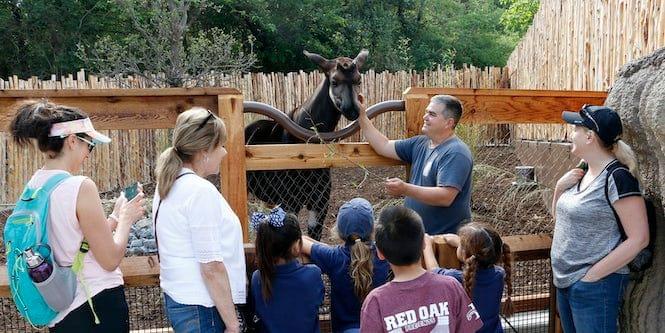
0, 0, 539, 79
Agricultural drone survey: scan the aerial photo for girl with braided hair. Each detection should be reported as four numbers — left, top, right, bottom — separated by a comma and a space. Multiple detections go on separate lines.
423, 223, 514, 333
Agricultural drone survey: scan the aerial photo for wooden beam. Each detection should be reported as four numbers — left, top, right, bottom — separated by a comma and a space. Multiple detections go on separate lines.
0, 95, 218, 131
503, 234, 552, 261
0, 88, 240, 98
431, 234, 552, 268
219, 94, 249, 241
0, 255, 161, 297
402, 87, 607, 124
0, 88, 241, 131
506, 293, 551, 313
245, 143, 404, 171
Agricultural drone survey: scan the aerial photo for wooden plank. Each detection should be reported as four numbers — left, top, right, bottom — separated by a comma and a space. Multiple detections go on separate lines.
0, 95, 219, 131
506, 293, 551, 313
403, 88, 607, 124
0, 255, 161, 296
503, 234, 552, 261
245, 143, 404, 171
430, 234, 552, 269
432, 235, 462, 269
0, 88, 240, 98
219, 94, 249, 241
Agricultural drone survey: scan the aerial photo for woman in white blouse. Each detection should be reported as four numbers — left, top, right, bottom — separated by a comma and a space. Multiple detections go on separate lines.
153, 108, 246, 333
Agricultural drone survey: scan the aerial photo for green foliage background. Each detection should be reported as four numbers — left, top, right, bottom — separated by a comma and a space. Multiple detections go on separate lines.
0, 0, 539, 78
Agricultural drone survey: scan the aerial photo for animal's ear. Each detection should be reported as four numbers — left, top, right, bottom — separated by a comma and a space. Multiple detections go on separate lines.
304, 50, 335, 71
353, 49, 369, 68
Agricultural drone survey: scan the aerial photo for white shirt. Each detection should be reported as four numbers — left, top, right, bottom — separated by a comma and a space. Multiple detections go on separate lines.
153, 168, 246, 306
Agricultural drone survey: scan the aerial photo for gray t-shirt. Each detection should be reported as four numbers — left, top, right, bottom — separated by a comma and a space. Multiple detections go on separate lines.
551, 160, 642, 288
394, 135, 473, 234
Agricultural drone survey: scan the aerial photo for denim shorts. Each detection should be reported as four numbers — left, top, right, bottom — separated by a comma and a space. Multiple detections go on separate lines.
164, 293, 226, 333
556, 273, 629, 333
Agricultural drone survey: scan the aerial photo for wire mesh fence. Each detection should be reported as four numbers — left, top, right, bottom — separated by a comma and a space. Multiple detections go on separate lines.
0, 123, 571, 331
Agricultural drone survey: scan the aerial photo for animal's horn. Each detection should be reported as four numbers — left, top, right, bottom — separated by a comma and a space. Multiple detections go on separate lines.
304, 50, 335, 71
353, 49, 369, 68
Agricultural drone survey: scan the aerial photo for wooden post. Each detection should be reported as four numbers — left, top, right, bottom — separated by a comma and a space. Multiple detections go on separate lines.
432, 235, 462, 269
218, 94, 249, 241
402, 89, 430, 180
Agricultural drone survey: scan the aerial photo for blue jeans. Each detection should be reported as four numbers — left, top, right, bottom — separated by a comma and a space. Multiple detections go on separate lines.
164, 294, 226, 333
556, 273, 629, 333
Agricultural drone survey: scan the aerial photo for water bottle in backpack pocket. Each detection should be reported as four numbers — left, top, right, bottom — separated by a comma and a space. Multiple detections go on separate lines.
24, 244, 77, 311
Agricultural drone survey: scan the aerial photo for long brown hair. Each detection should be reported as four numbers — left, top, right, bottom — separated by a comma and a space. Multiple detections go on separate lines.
155, 108, 226, 198
459, 222, 514, 316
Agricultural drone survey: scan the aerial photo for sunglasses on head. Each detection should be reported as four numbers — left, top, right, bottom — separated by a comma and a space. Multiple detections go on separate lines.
196, 109, 217, 131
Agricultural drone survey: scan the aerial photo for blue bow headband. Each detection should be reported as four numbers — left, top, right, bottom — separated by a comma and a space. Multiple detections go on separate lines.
250, 207, 286, 230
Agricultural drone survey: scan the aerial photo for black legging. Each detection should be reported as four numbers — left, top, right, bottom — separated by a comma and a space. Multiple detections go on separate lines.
50, 285, 129, 333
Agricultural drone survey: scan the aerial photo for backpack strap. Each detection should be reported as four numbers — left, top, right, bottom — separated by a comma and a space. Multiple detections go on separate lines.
153, 172, 195, 261
603, 160, 627, 240
31, 173, 71, 244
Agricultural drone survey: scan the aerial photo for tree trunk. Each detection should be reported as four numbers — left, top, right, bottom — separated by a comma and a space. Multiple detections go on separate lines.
605, 47, 665, 333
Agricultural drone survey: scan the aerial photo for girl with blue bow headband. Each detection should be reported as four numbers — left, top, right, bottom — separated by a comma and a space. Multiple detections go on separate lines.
249, 207, 324, 332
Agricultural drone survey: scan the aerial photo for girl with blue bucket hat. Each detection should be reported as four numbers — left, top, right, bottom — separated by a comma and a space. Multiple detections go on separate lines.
302, 198, 391, 333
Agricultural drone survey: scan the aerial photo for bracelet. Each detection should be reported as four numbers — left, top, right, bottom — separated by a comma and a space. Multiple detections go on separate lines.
109, 213, 120, 224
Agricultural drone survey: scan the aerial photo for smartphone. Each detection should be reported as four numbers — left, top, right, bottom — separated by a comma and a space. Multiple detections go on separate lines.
576, 160, 588, 172
124, 182, 139, 201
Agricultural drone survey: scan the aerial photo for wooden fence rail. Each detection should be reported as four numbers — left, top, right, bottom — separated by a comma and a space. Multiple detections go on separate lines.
0, 235, 553, 313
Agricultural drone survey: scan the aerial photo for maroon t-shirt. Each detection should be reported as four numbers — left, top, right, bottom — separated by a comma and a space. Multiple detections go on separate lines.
361, 271, 483, 333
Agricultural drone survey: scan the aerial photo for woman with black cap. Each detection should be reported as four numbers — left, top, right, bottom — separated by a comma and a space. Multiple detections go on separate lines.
551, 105, 649, 333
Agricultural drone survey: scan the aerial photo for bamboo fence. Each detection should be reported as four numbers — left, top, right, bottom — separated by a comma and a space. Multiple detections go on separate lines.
507, 0, 665, 141
0, 66, 516, 204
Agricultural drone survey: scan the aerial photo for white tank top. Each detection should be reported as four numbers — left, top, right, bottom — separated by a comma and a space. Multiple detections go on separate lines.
27, 169, 124, 326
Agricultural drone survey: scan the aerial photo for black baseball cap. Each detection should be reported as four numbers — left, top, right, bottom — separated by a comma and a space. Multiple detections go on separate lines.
562, 104, 623, 146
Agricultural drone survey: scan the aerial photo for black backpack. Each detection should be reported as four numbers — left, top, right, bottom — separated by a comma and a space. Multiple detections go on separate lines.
604, 162, 658, 272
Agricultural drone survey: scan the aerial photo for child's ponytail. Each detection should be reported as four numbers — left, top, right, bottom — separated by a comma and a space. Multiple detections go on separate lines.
501, 243, 515, 316
349, 236, 374, 302
462, 255, 479, 298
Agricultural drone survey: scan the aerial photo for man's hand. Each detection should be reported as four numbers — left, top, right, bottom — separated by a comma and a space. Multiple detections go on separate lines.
385, 177, 408, 197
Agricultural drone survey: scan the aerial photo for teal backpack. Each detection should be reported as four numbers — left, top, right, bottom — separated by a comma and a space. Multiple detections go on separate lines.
3, 173, 94, 327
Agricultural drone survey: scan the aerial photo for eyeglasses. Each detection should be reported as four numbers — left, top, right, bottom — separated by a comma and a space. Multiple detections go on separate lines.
196, 109, 217, 131
75, 135, 95, 152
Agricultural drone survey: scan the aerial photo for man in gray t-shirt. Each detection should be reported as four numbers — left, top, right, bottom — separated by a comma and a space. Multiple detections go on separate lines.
358, 95, 473, 234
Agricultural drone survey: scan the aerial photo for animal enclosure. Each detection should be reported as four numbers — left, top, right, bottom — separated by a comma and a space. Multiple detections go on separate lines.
0, 87, 607, 332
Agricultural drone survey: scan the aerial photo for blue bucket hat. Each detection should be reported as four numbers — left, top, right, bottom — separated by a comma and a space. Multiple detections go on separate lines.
336, 198, 374, 242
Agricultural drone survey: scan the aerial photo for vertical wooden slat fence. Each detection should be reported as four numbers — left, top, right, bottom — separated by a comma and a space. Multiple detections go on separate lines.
0, 67, 513, 205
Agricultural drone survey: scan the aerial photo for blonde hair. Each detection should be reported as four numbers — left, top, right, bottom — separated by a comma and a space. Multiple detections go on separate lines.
349, 236, 374, 302
586, 128, 639, 178
155, 108, 226, 198
612, 140, 638, 177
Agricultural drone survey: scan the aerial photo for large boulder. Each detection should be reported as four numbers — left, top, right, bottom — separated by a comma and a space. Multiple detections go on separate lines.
605, 47, 665, 332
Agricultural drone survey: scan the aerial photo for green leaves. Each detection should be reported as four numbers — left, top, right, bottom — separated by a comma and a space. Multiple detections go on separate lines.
0, 0, 540, 77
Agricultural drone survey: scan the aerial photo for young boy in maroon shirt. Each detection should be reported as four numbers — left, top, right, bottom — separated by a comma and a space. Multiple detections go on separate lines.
361, 206, 482, 333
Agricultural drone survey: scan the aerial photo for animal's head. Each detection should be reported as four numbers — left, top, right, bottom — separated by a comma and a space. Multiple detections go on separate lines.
304, 49, 368, 121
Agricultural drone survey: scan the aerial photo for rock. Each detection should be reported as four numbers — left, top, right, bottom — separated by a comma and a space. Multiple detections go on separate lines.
129, 239, 144, 248
604, 47, 665, 331
143, 239, 157, 250
134, 218, 152, 231
137, 228, 154, 239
